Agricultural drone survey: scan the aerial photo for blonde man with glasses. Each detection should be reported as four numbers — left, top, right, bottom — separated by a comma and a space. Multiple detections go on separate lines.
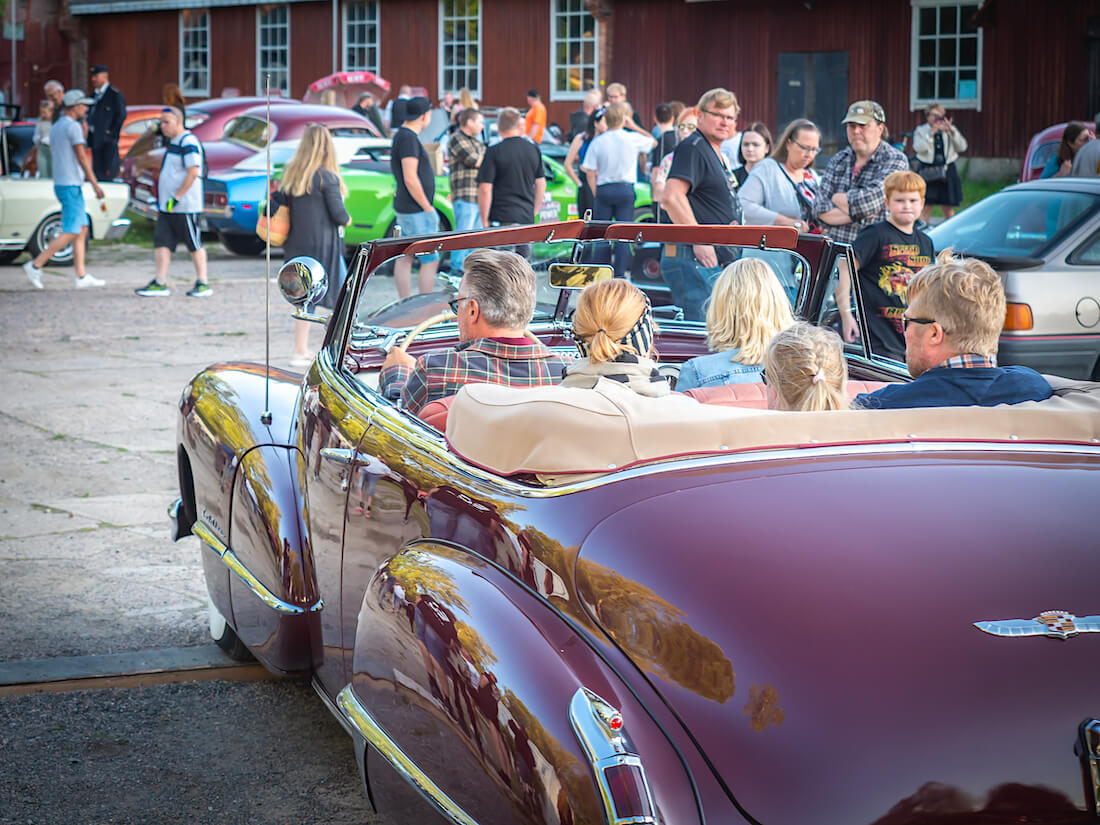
854, 251, 1052, 410
812, 100, 909, 244
661, 88, 742, 321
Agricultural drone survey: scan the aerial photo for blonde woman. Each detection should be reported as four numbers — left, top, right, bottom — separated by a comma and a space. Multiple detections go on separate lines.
278, 124, 350, 364
561, 279, 670, 397
762, 322, 848, 412
674, 258, 795, 391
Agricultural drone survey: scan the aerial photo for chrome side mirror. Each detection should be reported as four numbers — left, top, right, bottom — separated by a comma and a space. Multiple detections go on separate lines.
278, 256, 328, 309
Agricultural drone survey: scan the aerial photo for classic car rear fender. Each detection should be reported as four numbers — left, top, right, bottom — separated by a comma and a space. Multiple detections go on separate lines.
176, 363, 321, 675
339, 540, 705, 825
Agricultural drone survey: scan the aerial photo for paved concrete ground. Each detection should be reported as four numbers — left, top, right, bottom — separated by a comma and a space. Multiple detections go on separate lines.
0, 240, 387, 823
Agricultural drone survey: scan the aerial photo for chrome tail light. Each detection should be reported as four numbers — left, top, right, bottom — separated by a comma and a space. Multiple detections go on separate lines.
570, 688, 657, 824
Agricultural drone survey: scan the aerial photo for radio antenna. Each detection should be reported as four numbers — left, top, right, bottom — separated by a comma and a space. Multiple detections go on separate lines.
260, 72, 273, 426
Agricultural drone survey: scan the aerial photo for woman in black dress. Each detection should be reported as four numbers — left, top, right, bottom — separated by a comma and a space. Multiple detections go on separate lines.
912, 103, 968, 222
278, 124, 350, 365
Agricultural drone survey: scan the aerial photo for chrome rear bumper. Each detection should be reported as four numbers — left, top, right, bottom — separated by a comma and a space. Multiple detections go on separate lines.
104, 218, 131, 240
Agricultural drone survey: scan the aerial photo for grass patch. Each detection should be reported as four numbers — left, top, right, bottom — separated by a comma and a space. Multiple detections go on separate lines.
959, 176, 1016, 211
31, 503, 68, 515
204, 331, 248, 337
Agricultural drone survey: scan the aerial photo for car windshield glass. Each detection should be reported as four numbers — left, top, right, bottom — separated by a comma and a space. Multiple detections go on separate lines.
235, 145, 296, 170
343, 238, 808, 383
224, 116, 272, 148
928, 188, 1100, 258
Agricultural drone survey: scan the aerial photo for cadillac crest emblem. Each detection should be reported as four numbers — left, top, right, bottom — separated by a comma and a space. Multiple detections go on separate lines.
974, 610, 1100, 640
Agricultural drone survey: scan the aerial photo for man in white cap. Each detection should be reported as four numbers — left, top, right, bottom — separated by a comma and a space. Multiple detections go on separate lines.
23, 89, 106, 289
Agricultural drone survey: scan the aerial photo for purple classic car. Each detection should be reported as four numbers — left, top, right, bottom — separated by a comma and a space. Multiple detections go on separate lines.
170, 221, 1100, 825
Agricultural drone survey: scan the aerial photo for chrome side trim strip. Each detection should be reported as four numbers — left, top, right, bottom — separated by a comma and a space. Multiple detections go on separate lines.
336, 685, 479, 825
192, 520, 323, 615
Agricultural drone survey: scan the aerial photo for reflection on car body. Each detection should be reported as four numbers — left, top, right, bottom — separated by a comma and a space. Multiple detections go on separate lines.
171, 220, 1100, 825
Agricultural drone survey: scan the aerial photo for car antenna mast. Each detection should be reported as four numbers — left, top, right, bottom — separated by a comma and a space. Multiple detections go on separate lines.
260, 73, 273, 426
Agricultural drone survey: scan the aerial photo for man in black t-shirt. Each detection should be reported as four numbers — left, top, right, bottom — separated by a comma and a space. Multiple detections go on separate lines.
661, 87, 740, 321
390, 96, 439, 297
844, 171, 934, 361
477, 107, 545, 258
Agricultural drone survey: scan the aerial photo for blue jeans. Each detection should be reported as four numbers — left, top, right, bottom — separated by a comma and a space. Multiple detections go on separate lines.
661, 243, 723, 322
395, 210, 440, 262
594, 182, 635, 277
450, 199, 481, 272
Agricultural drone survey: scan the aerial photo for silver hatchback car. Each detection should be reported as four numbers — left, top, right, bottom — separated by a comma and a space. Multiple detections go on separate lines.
929, 178, 1100, 380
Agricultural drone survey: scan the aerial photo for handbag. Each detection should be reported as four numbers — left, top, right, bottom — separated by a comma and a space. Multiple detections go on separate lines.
917, 162, 946, 183
256, 192, 290, 246
781, 165, 824, 234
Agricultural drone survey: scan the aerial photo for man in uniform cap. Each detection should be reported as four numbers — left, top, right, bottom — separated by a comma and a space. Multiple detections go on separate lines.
813, 99, 908, 244
87, 64, 127, 180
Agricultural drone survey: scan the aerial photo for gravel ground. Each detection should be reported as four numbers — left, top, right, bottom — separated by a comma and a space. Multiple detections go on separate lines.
0, 679, 380, 825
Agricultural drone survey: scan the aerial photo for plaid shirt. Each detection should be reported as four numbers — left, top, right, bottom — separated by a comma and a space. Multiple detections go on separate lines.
448, 130, 485, 203
813, 140, 909, 244
937, 354, 998, 369
380, 337, 571, 414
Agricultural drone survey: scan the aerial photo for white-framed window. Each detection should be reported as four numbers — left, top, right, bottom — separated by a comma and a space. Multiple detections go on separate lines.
910, 0, 982, 110
439, 0, 480, 96
550, 0, 598, 101
343, 1, 380, 73
179, 9, 210, 98
256, 4, 291, 97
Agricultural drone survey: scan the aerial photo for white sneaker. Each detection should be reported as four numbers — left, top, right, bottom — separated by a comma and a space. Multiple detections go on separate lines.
22, 261, 43, 289
75, 274, 106, 289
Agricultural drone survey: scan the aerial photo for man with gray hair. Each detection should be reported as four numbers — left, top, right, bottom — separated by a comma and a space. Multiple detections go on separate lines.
379, 249, 570, 414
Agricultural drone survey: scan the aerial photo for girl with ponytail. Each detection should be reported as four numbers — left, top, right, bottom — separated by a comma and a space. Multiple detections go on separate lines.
762, 322, 848, 411
561, 279, 670, 397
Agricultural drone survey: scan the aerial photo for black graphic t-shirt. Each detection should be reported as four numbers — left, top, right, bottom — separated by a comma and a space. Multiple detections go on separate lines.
851, 220, 934, 361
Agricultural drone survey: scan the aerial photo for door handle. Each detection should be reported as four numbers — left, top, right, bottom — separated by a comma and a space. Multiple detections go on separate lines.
320, 447, 359, 465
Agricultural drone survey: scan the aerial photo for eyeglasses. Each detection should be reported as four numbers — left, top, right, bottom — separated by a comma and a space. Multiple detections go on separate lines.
790, 138, 821, 154
702, 109, 738, 124
902, 315, 936, 331
677, 122, 697, 132
448, 295, 474, 314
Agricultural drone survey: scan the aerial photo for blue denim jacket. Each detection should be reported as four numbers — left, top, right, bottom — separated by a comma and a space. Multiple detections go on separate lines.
675, 348, 763, 391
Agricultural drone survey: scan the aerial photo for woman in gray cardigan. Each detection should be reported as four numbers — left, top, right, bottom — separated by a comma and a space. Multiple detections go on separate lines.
279, 124, 351, 365
738, 119, 821, 305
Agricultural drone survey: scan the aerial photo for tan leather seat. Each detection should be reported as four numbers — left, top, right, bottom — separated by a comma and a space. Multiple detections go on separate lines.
685, 380, 891, 409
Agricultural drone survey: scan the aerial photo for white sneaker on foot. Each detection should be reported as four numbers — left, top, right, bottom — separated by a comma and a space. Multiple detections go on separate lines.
22, 261, 43, 289
75, 274, 106, 289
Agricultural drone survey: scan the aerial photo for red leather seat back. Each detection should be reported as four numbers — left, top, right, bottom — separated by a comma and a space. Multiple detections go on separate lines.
686, 380, 890, 409
419, 394, 457, 430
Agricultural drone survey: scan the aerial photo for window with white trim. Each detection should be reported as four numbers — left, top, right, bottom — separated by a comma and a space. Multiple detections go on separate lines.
179, 9, 210, 98
910, 0, 982, 110
256, 4, 291, 97
551, 0, 598, 100
343, 2, 380, 73
439, 0, 480, 96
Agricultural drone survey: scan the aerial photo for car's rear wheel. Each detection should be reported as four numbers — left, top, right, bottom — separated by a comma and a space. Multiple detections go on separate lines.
220, 232, 266, 257
208, 599, 253, 662
0, 249, 22, 265
28, 213, 75, 266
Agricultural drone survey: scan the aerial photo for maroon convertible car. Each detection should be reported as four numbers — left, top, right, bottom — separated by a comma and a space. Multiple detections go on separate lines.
170, 221, 1100, 825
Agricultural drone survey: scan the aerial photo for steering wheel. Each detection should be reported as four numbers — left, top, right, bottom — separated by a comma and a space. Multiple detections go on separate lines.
396, 310, 457, 352
394, 311, 545, 353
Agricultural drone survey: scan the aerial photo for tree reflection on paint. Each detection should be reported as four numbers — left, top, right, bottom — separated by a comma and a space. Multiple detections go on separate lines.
578, 559, 735, 703
743, 683, 785, 732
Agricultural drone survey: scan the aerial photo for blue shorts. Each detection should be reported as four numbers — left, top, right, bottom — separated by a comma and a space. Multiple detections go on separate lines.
54, 185, 89, 235
395, 210, 440, 263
